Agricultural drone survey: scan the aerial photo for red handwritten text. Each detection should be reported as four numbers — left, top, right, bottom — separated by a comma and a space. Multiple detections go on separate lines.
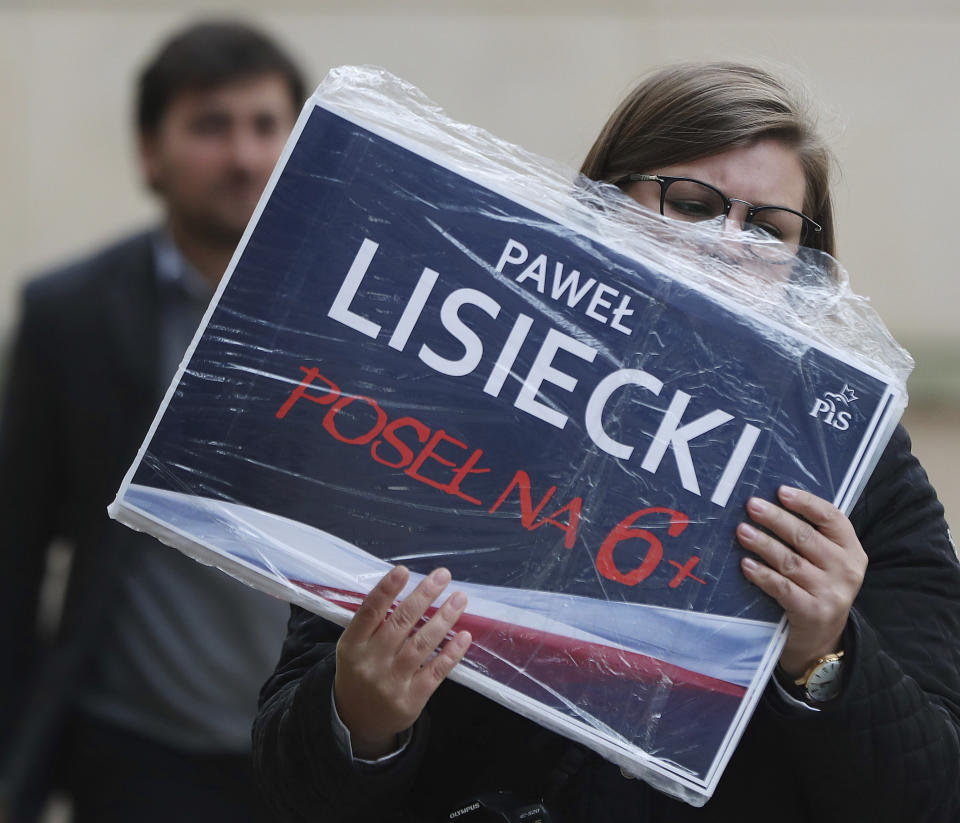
276, 366, 705, 591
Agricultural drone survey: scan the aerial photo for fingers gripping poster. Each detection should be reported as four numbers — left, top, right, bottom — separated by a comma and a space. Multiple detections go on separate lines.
110, 67, 911, 805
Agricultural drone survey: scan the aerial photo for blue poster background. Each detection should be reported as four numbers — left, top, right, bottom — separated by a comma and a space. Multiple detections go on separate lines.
125, 105, 895, 783
134, 106, 888, 620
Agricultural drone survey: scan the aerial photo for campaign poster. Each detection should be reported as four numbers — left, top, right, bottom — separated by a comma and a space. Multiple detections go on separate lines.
110, 69, 906, 805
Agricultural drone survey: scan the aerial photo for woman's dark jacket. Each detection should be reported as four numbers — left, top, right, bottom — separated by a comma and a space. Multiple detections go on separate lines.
253, 425, 960, 823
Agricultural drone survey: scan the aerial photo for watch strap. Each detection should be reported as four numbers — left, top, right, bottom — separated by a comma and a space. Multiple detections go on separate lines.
773, 663, 807, 701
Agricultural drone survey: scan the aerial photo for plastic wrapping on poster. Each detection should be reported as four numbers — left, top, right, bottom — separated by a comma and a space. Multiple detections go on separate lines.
109, 66, 912, 805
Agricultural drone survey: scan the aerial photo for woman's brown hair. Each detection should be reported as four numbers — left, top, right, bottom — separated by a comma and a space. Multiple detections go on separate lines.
580, 62, 836, 258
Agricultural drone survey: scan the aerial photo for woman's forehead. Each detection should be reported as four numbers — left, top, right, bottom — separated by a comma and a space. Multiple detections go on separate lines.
652, 140, 807, 210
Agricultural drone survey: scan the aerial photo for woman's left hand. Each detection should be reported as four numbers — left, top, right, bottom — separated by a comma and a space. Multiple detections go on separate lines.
737, 486, 868, 678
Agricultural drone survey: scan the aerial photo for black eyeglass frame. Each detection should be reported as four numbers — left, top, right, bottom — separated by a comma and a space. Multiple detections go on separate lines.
622, 173, 823, 249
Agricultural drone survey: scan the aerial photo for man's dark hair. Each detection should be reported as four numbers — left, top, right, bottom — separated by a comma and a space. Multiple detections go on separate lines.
137, 20, 306, 134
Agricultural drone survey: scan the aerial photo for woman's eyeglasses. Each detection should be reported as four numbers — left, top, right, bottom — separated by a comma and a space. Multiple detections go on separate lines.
620, 173, 822, 262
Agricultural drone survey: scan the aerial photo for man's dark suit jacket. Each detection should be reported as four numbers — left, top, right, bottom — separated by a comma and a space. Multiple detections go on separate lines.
0, 231, 161, 813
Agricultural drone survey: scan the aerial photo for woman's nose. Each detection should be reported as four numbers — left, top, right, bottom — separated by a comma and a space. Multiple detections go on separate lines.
722, 199, 752, 233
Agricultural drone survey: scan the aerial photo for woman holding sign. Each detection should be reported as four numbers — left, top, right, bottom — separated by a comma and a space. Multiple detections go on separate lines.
253, 63, 960, 822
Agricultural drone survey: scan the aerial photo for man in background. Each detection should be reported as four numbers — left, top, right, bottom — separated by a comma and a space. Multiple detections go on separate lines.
0, 21, 305, 822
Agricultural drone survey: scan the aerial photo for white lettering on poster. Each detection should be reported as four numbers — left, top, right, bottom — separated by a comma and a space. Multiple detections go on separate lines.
326, 235, 757, 508
495, 238, 635, 334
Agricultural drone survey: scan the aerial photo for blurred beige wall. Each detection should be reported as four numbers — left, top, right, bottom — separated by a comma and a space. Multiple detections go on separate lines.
2, 0, 958, 526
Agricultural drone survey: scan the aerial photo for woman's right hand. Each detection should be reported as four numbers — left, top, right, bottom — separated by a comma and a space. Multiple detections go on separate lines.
334, 565, 472, 759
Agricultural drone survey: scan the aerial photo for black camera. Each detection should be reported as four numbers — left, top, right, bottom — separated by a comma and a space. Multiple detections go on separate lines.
444, 791, 553, 823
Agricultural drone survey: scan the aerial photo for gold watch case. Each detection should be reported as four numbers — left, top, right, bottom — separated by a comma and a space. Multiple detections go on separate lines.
795, 650, 845, 703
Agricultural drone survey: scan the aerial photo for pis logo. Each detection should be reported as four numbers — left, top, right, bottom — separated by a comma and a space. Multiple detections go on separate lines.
810, 384, 858, 431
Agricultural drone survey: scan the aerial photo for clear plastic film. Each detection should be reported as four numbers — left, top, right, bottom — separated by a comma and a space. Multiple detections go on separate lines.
110, 66, 912, 806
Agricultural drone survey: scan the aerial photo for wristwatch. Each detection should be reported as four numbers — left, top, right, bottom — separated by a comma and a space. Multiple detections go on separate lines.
778, 650, 845, 705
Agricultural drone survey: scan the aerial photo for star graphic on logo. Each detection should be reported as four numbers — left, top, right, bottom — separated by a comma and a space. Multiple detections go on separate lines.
839, 384, 858, 404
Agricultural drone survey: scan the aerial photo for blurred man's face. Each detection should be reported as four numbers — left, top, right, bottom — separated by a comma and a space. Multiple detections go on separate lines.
140, 73, 298, 246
